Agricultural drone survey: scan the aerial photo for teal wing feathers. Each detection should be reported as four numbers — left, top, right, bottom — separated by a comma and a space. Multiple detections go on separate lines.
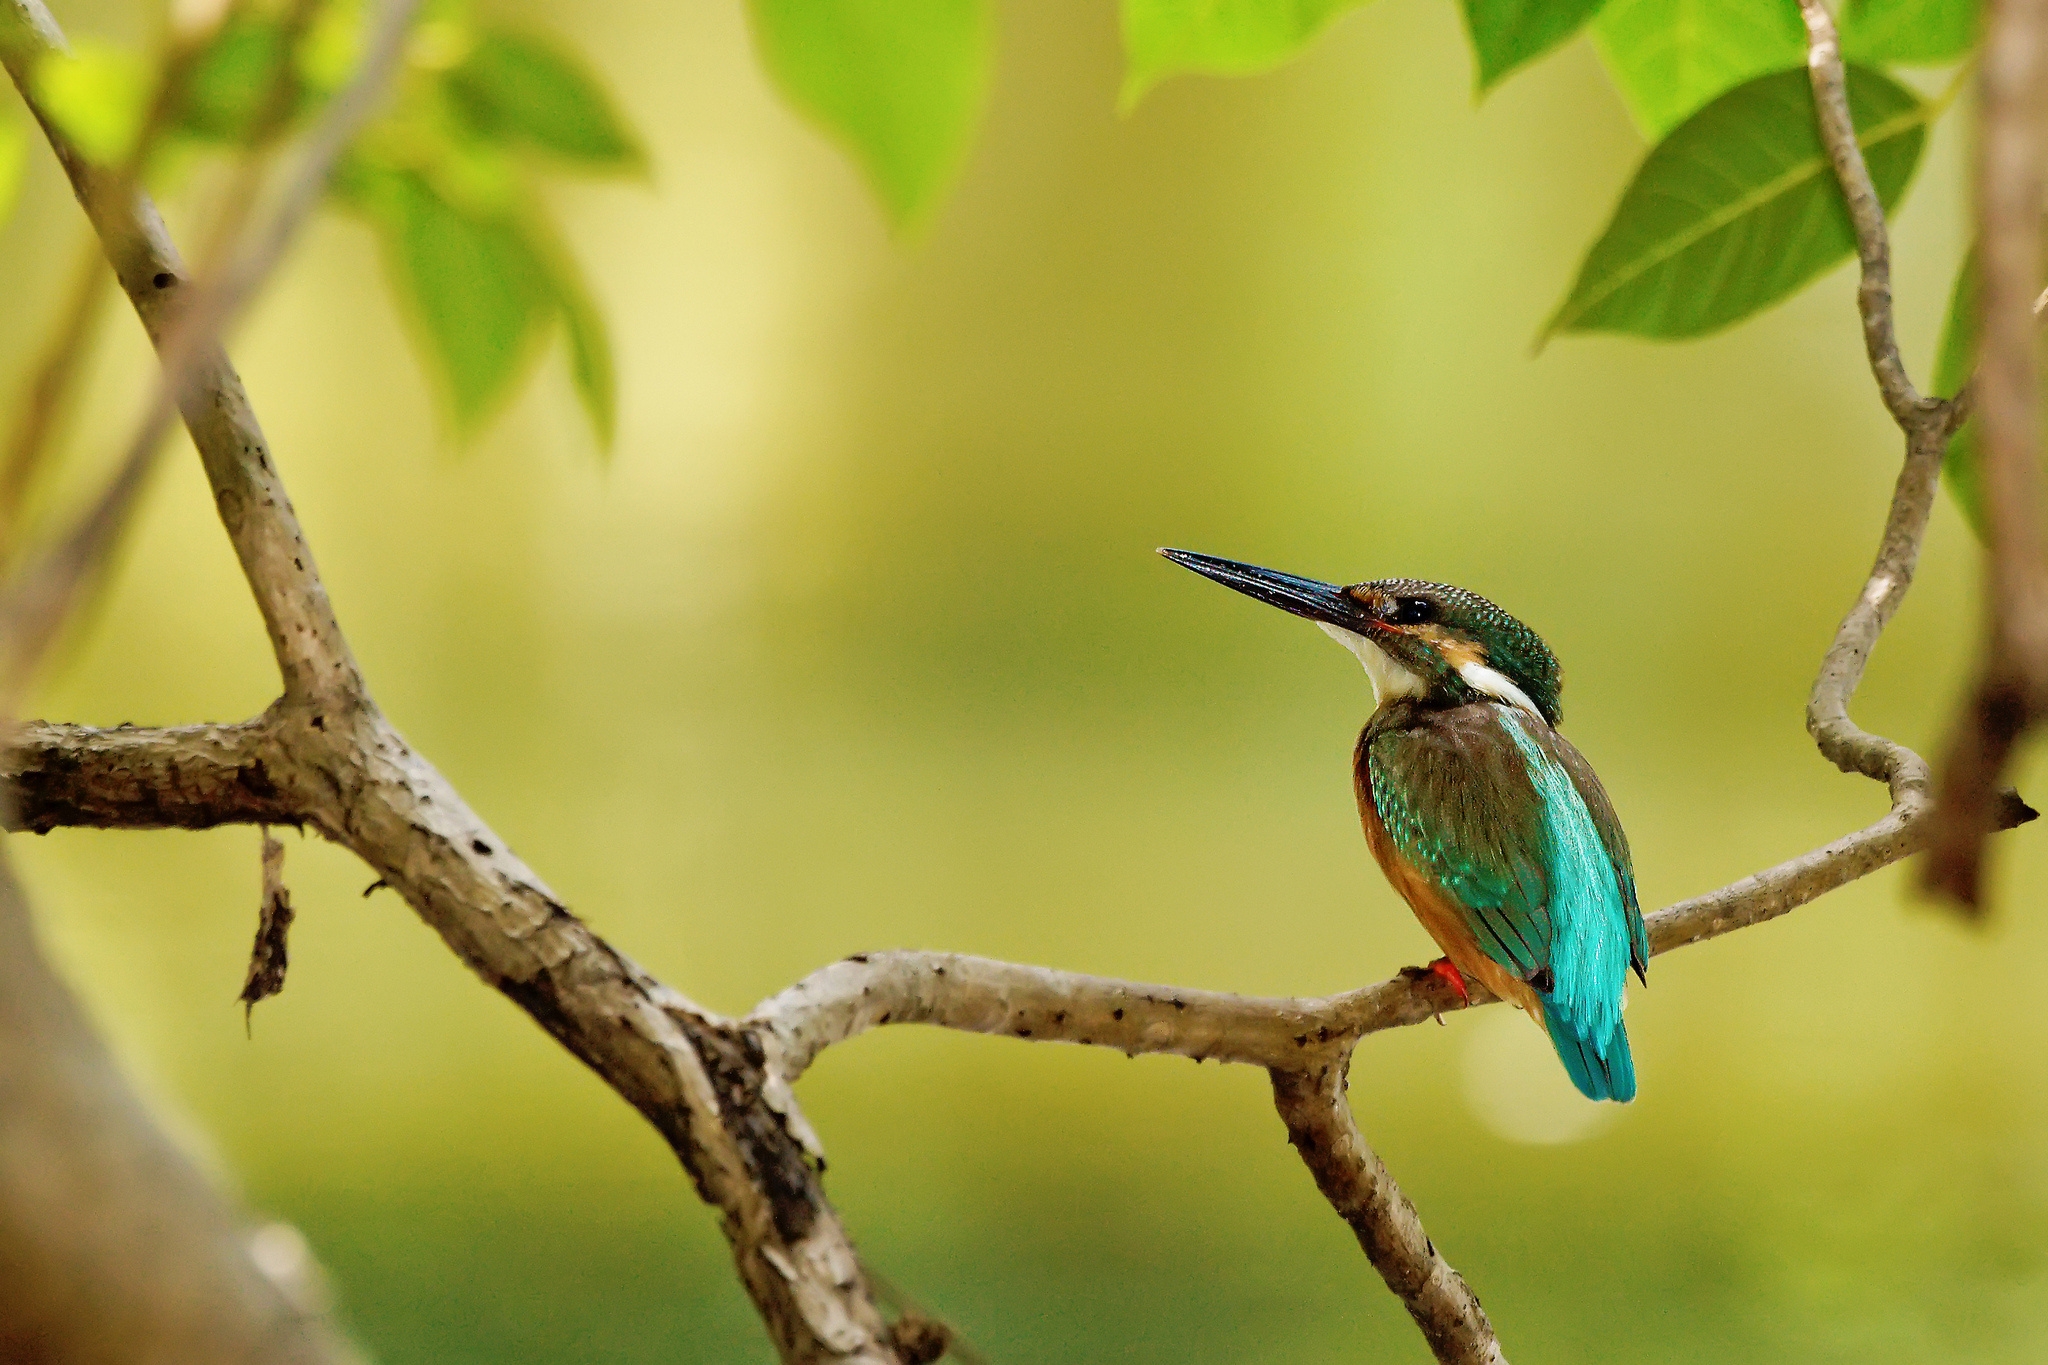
1550, 734, 1649, 981
1366, 702, 1640, 1101
1366, 708, 1553, 978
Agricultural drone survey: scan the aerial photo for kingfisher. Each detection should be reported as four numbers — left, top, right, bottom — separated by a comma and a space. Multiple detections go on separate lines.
1161, 549, 1647, 1102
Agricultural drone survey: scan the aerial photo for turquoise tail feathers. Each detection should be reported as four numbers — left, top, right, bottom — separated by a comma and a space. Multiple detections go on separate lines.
1543, 1007, 1636, 1103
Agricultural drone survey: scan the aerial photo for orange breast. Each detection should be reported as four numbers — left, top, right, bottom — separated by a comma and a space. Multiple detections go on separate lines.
1355, 751, 1543, 1023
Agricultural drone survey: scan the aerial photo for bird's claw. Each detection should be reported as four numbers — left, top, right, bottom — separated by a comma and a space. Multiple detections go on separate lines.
1399, 956, 1470, 1007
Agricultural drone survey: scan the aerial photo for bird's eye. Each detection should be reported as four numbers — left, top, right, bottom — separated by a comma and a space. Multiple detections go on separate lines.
1386, 596, 1434, 626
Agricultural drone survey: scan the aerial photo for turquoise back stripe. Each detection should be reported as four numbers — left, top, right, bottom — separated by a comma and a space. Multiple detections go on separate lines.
1501, 713, 1628, 1061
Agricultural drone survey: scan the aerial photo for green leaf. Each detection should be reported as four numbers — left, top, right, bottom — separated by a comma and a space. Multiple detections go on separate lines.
180, 16, 291, 143
1544, 66, 1928, 342
1841, 0, 1979, 65
0, 118, 25, 228
344, 159, 553, 432
1460, 0, 1607, 92
1119, 0, 1369, 109
32, 40, 151, 164
446, 28, 641, 170
558, 275, 614, 452
527, 222, 617, 450
1593, 0, 1806, 137
747, 0, 991, 227
1933, 248, 1986, 537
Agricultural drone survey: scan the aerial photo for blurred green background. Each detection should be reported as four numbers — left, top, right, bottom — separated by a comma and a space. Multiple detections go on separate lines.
5, 0, 2046, 1360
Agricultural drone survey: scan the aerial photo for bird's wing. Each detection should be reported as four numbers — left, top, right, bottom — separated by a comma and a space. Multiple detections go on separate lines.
1368, 704, 1640, 1101
1548, 730, 1649, 980
1365, 706, 1555, 980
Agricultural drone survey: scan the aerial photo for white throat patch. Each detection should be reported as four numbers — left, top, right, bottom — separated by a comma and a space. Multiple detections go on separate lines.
1319, 623, 1425, 709
1318, 624, 1546, 719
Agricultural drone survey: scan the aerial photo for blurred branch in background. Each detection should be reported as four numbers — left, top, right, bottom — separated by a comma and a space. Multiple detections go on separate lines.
0, 0, 416, 1358
0, 0, 419, 708
0, 4, 2038, 1365
0, 851, 363, 1364
1925, 0, 2048, 909
0, 236, 107, 547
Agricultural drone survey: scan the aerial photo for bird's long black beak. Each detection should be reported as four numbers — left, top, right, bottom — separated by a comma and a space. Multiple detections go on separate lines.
1158, 549, 1369, 629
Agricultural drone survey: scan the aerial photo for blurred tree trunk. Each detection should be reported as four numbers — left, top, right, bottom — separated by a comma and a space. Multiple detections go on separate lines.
0, 852, 357, 1365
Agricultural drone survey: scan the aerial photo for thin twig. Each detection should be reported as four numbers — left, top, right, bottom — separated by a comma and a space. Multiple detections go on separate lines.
0, 0, 419, 706
1797, 0, 1934, 427
0, 237, 110, 550
1, 0, 365, 705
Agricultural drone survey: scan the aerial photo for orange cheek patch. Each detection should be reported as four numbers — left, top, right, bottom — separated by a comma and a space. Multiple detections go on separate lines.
1423, 629, 1485, 669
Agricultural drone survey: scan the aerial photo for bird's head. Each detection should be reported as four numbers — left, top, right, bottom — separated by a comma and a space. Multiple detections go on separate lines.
1160, 548, 1562, 724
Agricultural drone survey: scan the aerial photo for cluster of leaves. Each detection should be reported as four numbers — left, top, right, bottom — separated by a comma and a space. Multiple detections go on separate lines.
747, 0, 1990, 527
14, 0, 640, 446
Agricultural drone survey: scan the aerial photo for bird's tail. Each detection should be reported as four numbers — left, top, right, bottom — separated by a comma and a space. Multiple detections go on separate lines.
1543, 1007, 1636, 1103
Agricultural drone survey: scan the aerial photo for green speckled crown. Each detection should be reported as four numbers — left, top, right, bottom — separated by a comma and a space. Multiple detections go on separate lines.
1364, 578, 1564, 724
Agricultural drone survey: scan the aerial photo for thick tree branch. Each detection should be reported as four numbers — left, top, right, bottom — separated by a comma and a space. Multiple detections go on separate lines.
0, 717, 295, 831
4, 4, 903, 1357
1924, 0, 2048, 907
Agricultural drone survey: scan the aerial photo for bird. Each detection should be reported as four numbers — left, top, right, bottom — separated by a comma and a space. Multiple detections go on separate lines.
1160, 548, 1647, 1102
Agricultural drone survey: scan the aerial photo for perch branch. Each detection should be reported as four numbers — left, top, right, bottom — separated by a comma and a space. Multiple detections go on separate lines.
7, 717, 2027, 1062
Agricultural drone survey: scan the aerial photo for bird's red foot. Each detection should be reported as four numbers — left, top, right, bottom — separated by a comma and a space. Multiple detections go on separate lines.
1400, 957, 1466, 1010
1417, 961, 1466, 1002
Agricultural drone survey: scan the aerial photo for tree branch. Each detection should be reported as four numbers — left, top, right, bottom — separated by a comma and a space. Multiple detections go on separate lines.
1272, 1060, 1505, 1365
2, 0, 365, 708
5, 713, 2025, 1058
1923, 0, 2048, 907
0, 716, 296, 831
3, 4, 904, 1356
0, 0, 420, 710
1797, 0, 1931, 427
